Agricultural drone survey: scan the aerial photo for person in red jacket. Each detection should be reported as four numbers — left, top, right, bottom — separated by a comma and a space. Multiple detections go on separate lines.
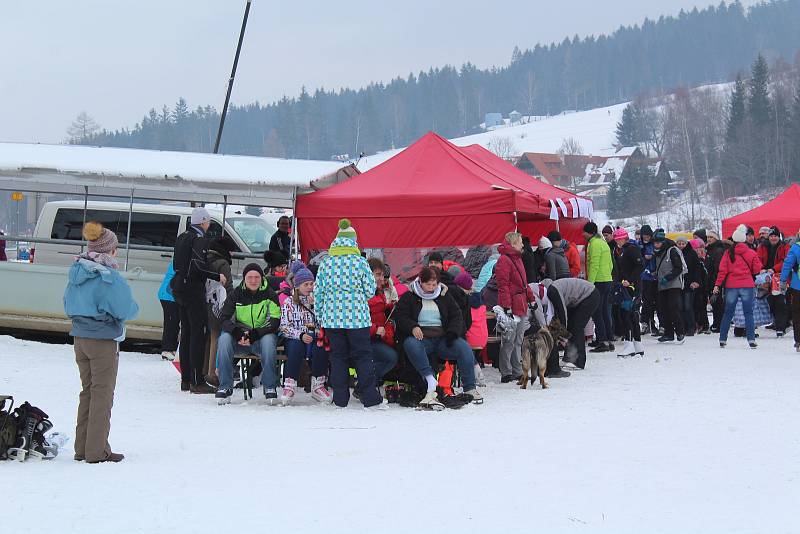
548, 230, 581, 277
367, 258, 399, 382
713, 224, 763, 348
495, 231, 535, 383
756, 226, 789, 335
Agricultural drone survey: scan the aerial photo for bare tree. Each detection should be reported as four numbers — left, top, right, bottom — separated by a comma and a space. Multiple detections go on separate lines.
557, 137, 584, 156
487, 136, 517, 160
67, 111, 100, 142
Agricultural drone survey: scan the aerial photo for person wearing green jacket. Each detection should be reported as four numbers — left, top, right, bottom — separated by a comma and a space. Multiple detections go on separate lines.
581, 222, 615, 356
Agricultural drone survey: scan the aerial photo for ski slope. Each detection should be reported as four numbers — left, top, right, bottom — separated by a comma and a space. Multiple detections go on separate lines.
358, 102, 627, 171
2, 332, 798, 533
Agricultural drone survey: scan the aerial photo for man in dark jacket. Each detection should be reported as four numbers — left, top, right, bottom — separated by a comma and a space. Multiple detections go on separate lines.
268, 215, 292, 258
521, 236, 541, 284
172, 207, 226, 393
676, 236, 703, 336
705, 231, 727, 331
214, 263, 281, 404
613, 228, 645, 356
539, 236, 571, 280
653, 230, 686, 344
758, 227, 789, 335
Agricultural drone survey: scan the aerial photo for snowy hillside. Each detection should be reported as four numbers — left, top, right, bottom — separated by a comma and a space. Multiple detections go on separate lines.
358, 103, 627, 171
2, 332, 799, 533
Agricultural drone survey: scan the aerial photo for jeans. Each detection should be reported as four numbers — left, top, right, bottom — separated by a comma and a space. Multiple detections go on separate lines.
591, 281, 613, 342
719, 287, 755, 342
284, 338, 329, 380
216, 331, 278, 390
326, 328, 381, 408
499, 316, 528, 377
371, 340, 398, 380
402, 335, 477, 391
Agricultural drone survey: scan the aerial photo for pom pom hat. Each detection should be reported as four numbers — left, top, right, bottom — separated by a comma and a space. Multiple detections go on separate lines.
82, 221, 118, 254
336, 218, 357, 240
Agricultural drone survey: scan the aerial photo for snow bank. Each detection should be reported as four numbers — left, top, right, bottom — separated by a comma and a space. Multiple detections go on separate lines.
2, 332, 798, 533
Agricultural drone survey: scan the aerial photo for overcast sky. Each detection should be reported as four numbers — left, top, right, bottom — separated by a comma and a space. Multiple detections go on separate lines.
0, 0, 759, 144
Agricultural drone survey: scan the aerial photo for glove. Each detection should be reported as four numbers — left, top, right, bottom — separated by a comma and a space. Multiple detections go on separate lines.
445, 331, 458, 347
231, 327, 246, 342
246, 329, 263, 342
659, 277, 669, 287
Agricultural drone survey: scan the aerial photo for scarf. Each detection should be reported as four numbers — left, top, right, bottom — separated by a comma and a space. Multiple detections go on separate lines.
78, 251, 119, 270
411, 279, 442, 300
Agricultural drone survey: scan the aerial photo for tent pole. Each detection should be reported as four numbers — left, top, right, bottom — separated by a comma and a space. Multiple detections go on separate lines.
513, 211, 518, 233
221, 195, 228, 236
290, 186, 298, 261
80, 185, 88, 254
124, 187, 134, 271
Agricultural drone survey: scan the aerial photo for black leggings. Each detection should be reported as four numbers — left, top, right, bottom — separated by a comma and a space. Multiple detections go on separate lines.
178, 298, 208, 385
620, 294, 641, 342
160, 300, 180, 352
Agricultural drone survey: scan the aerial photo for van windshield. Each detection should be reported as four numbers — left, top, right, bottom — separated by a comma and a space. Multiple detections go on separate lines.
226, 217, 274, 253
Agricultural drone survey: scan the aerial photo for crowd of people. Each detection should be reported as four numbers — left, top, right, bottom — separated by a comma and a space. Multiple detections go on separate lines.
59, 210, 800, 460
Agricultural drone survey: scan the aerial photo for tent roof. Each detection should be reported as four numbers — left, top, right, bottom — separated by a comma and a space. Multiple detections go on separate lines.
296, 132, 572, 218
722, 183, 800, 237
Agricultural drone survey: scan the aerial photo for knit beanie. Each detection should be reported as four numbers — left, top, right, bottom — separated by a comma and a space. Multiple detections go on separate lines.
769, 226, 781, 238
707, 230, 720, 240
546, 230, 562, 242
689, 238, 705, 250
336, 218, 357, 240
676, 235, 689, 244
83, 222, 118, 254
263, 250, 288, 269
732, 224, 748, 243
242, 263, 265, 279
191, 207, 211, 225
653, 229, 666, 243
538, 236, 553, 250
693, 228, 707, 243
612, 228, 629, 241
640, 225, 653, 237
293, 266, 314, 286
454, 272, 473, 290
759, 226, 771, 235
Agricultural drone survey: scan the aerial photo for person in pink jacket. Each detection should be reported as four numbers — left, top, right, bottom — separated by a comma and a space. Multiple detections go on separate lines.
713, 224, 763, 348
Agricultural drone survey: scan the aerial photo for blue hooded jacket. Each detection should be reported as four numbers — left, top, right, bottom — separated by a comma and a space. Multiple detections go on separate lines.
63, 258, 140, 340
157, 261, 176, 302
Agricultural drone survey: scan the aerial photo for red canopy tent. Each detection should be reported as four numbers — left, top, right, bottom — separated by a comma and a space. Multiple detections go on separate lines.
295, 132, 591, 258
721, 183, 800, 238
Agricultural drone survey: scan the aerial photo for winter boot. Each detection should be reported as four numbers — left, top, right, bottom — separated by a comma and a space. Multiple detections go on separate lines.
474, 364, 487, 387
264, 388, 278, 406
280, 378, 297, 406
617, 341, 636, 358
633, 341, 645, 356
311, 376, 333, 404
215, 388, 233, 405
464, 389, 484, 404
161, 351, 176, 361
417, 391, 445, 411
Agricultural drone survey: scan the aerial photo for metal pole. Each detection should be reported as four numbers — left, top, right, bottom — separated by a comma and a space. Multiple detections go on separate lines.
81, 185, 89, 254
124, 188, 134, 271
221, 195, 228, 236
290, 186, 298, 261
213, 0, 252, 154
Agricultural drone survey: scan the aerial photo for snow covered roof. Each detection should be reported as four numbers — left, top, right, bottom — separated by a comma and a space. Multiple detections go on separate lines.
0, 142, 357, 207
0, 142, 347, 186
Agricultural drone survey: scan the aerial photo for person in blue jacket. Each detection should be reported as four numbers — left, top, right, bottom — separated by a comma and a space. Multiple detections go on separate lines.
779, 230, 800, 352
637, 225, 659, 333
64, 221, 139, 464
157, 261, 179, 361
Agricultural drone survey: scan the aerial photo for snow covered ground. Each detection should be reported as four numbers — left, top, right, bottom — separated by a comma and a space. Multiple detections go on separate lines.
2, 332, 799, 533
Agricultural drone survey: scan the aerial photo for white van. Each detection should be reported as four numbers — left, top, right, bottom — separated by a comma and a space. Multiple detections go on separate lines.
32, 201, 276, 274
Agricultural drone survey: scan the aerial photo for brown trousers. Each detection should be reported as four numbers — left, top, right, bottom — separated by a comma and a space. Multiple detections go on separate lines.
74, 337, 119, 462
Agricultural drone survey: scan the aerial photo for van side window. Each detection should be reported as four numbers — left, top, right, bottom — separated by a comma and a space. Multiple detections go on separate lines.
182, 217, 240, 251
52, 209, 180, 247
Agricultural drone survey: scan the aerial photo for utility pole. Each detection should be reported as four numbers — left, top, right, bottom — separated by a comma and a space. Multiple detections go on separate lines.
213, 0, 252, 154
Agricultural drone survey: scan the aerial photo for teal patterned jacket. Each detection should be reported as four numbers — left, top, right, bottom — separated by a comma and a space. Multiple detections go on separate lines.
315, 236, 376, 329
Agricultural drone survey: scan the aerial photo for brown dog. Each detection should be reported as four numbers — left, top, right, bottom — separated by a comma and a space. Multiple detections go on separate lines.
519, 319, 571, 390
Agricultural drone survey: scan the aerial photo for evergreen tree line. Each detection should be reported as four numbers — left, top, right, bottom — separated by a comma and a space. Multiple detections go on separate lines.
608, 54, 800, 220
73, 1, 800, 161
